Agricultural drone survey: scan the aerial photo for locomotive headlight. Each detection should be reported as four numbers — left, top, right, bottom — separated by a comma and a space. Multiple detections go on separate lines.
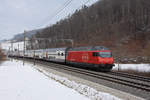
100, 59, 104, 64
98, 58, 102, 64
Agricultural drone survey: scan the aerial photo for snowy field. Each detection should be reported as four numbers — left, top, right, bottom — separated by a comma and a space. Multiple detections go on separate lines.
113, 64, 150, 72
0, 59, 121, 100
0, 41, 24, 51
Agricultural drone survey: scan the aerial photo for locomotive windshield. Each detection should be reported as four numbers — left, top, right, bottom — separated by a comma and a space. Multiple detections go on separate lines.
99, 52, 112, 58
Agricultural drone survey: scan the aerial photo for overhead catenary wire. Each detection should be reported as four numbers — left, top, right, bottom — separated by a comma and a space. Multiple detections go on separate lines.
51, 0, 91, 20
41, 0, 93, 27
49, 0, 74, 20
53, 0, 92, 20
41, 0, 74, 27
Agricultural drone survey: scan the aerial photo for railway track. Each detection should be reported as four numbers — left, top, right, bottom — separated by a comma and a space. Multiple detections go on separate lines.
50, 63, 150, 92
12, 57, 150, 93
109, 71, 150, 83
30, 59, 150, 93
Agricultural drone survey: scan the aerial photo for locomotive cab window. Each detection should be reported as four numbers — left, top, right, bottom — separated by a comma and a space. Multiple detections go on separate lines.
93, 52, 99, 57
99, 52, 112, 58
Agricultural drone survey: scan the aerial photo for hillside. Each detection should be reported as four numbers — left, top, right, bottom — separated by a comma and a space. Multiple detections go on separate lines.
32, 0, 150, 62
12, 29, 42, 42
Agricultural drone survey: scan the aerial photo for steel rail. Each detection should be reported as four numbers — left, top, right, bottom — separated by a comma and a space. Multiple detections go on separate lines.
43, 62, 150, 92
109, 71, 150, 82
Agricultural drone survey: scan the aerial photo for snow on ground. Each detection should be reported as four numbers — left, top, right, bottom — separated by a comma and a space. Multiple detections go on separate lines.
0, 59, 121, 100
0, 60, 89, 100
113, 64, 150, 72
0, 41, 24, 51
34, 65, 121, 100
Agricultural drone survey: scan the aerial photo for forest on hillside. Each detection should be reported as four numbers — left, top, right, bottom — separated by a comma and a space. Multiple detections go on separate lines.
30, 0, 150, 61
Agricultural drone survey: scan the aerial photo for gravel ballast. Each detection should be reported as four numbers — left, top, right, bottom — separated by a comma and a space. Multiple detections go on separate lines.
31, 62, 144, 100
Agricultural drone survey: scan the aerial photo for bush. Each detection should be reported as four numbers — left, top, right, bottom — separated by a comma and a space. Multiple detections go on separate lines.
0, 49, 5, 61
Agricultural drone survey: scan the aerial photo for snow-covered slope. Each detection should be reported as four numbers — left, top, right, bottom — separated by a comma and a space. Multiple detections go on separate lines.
114, 64, 150, 72
0, 59, 121, 100
0, 60, 89, 100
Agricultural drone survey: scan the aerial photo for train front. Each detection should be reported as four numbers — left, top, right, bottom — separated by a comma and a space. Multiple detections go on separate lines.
97, 50, 115, 71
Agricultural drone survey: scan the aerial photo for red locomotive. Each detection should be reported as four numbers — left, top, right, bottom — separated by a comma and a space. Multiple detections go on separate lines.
66, 46, 114, 71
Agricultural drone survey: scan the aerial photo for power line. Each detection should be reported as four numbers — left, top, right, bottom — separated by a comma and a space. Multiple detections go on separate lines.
50, 0, 91, 23
50, 0, 73, 19
41, 0, 74, 27
40, 0, 94, 27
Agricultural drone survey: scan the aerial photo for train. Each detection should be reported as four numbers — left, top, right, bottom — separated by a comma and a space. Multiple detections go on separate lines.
9, 46, 115, 71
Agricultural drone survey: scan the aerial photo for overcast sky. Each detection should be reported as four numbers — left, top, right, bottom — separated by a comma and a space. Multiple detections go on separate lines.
0, 0, 98, 40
